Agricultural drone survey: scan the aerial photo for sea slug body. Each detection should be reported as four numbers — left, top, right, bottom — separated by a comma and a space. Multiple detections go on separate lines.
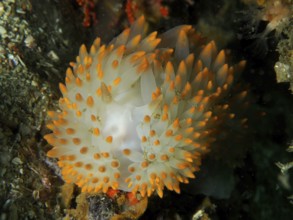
44, 16, 246, 198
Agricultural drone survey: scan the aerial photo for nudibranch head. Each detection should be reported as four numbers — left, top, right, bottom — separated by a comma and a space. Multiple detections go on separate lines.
45, 16, 246, 198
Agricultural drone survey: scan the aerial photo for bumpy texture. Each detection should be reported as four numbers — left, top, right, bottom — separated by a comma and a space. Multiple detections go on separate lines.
44, 16, 246, 197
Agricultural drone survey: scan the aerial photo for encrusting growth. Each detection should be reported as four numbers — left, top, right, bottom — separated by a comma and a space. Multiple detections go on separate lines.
44, 16, 246, 198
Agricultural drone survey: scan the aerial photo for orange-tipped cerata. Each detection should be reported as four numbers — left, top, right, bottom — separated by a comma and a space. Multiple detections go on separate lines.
45, 16, 246, 198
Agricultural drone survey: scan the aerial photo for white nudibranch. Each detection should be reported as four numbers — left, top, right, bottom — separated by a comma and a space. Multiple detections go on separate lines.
44, 16, 246, 198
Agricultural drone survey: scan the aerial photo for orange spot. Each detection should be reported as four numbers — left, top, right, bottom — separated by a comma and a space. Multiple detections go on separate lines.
92, 178, 99, 183
149, 130, 156, 137
59, 138, 68, 145
107, 85, 112, 93
65, 77, 71, 84
79, 44, 87, 55
98, 68, 104, 79
161, 174, 169, 184
150, 173, 156, 180
59, 83, 67, 94
106, 136, 113, 143
160, 154, 169, 161
93, 128, 100, 136
165, 129, 173, 137
73, 138, 81, 145
75, 161, 83, 167
141, 136, 147, 142
197, 121, 206, 127
155, 87, 161, 96
101, 152, 110, 158
90, 45, 96, 55
44, 134, 55, 143
157, 189, 163, 198
184, 152, 193, 162
175, 134, 183, 141
222, 104, 229, 110
114, 172, 120, 179
186, 118, 192, 124
112, 60, 119, 69
75, 77, 82, 87
54, 118, 68, 126
137, 57, 149, 73
94, 185, 102, 193
111, 161, 119, 168
172, 118, 180, 128
172, 96, 179, 104
204, 111, 212, 118
207, 80, 213, 90
75, 93, 83, 101
98, 166, 106, 172
144, 115, 151, 123
86, 96, 94, 107
162, 113, 168, 121
152, 92, 158, 100
163, 104, 168, 112
66, 67, 74, 77
47, 111, 56, 118
125, 177, 131, 183
46, 148, 58, 157
169, 81, 175, 91
72, 103, 78, 109
86, 73, 91, 81
184, 139, 193, 144
185, 127, 194, 134
80, 146, 88, 154
154, 139, 160, 146
113, 77, 121, 86
53, 129, 61, 135
84, 56, 93, 69
59, 155, 66, 161
103, 177, 109, 183
67, 155, 76, 161
128, 166, 135, 173
141, 161, 149, 168
239, 91, 248, 100
148, 154, 156, 160
177, 162, 189, 169
168, 147, 175, 153
193, 132, 200, 138
85, 164, 92, 170
93, 153, 100, 160
77, 64, 84, 74
123, 149, 131, 155
130, 35, 142, 48
66, 128, 75, 135
46, 123, 54, 130
91, 115, 97, 121
76, 110, 82, 117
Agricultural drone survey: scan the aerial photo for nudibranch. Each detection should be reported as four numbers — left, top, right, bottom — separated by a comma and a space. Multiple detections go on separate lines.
44, 16, 246, 198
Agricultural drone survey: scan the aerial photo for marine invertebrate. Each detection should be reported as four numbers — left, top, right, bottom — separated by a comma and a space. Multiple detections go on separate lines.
44, 16, 246, 198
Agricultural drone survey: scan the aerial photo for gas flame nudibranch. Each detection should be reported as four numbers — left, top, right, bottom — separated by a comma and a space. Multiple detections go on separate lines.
44, 16, 246, 198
